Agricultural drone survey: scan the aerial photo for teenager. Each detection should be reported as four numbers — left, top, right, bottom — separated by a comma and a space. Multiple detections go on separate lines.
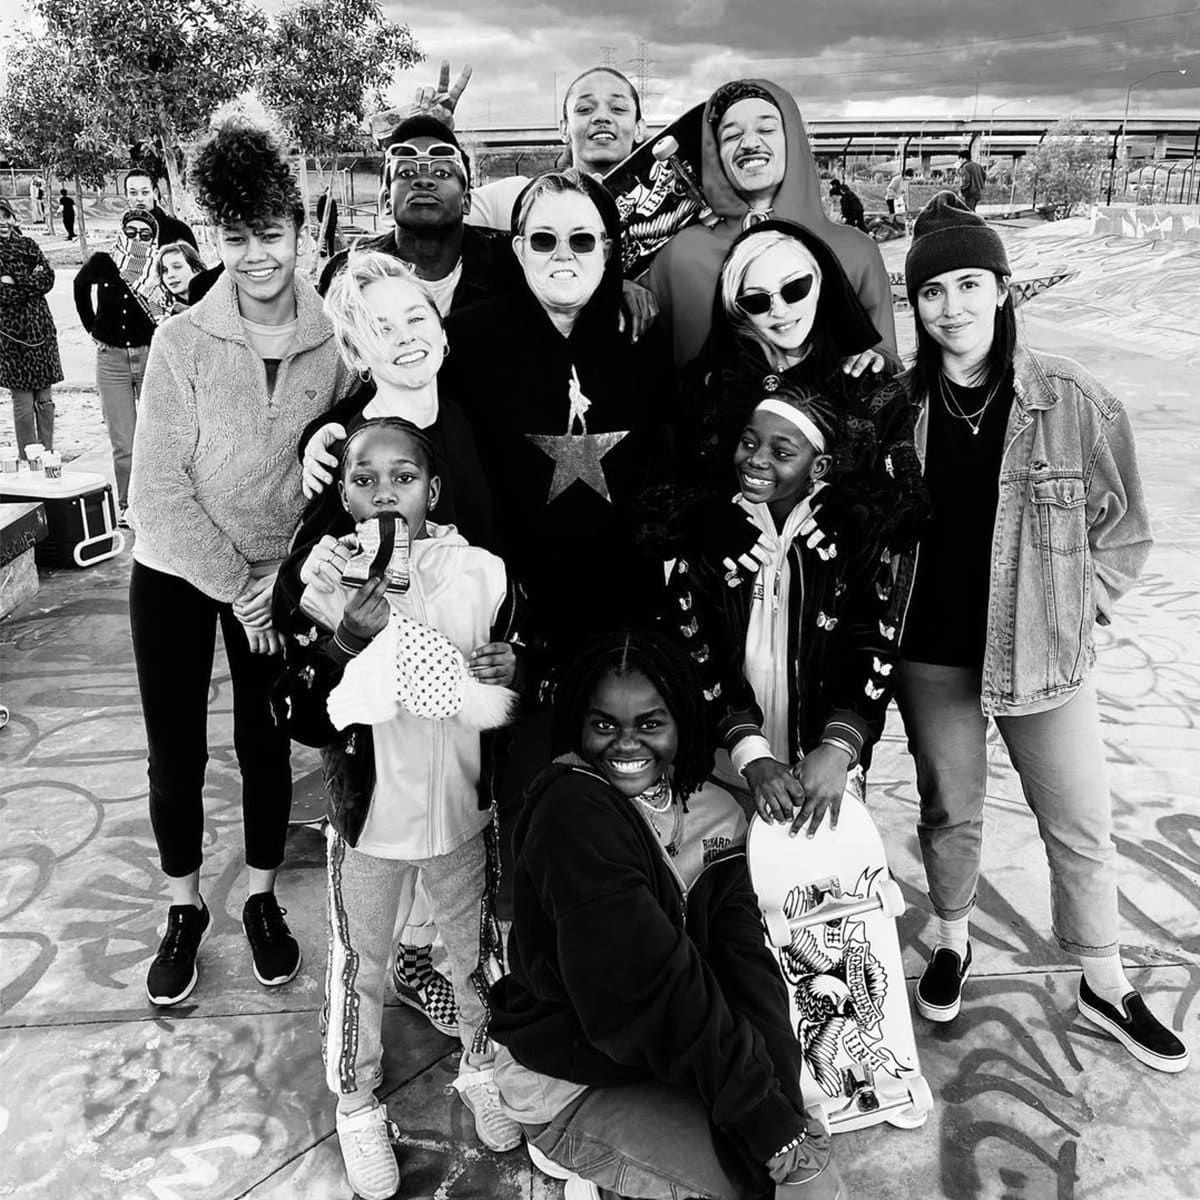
156, 240, 205, 313
123, 168, 198, 249
895, 192, 1188, 1073
128, 117, 355, 1008
491, 630, 843, 1200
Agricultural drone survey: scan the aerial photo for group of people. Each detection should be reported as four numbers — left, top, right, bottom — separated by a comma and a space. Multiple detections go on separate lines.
103, 62, 1185, 1200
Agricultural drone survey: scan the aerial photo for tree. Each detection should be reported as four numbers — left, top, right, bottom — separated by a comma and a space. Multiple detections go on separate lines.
258, 0, 423, 259
1018, 119, 1109, 216
34, 0, 266, 216
0, 31, 124, 255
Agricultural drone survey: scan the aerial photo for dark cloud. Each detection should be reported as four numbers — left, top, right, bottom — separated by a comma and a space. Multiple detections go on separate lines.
384, 0, 1198, 122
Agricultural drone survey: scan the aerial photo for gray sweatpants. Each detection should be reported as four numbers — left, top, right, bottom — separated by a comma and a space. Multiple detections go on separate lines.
324, 826, 491, 1113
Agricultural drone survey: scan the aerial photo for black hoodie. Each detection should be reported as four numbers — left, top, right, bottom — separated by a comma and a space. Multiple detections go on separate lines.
490, 760, 814, 1181
644, 79, 896, 366
439, 177, 675, 680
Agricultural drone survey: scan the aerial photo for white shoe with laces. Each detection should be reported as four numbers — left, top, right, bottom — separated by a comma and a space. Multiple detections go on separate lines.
450, 1065, 522, 1152
335, 1100, 400, 1199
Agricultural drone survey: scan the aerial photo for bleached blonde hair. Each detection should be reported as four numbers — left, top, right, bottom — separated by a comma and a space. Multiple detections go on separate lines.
323, 250, 443, 372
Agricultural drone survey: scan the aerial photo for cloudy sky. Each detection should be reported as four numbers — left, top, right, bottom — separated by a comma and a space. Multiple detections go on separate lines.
381, 0, 1199, 126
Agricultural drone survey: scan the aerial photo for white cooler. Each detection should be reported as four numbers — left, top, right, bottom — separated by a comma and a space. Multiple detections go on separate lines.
0, 470, 125, 567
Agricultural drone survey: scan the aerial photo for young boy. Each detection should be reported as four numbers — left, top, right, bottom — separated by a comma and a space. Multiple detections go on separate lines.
274, 418, 524, 1199
660, 384, 900, 836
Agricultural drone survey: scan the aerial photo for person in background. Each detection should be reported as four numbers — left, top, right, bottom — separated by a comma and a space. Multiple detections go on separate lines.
156, 240, 205, 314
828, 179, 867, 232
316, 186, 339, 258
59, 188, 77, 241
885, 167, 914, 216
127, 115, 355, 1011
124, 168, 198, 249
956, 149, 987, 212
73, 208, 171, 519
894, 192, 1188, 1074
0, 198, 62, 458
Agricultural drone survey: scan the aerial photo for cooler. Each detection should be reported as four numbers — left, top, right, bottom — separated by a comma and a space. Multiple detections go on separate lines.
0, 470, 125, 567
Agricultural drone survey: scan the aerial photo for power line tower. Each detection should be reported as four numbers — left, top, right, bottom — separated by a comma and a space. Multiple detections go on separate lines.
629, 39, 658, 111
599, 45, 617, 67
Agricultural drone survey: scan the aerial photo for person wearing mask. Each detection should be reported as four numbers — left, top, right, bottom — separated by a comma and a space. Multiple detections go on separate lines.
0, 198, 62, 458
73, 208, 171, 519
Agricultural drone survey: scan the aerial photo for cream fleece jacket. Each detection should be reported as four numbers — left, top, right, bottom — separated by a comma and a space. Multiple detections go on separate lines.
128, 272, 355, 601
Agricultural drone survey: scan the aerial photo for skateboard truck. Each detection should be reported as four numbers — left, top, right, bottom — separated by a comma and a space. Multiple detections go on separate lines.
651, 136, 719, 228
763, 879, 905, 948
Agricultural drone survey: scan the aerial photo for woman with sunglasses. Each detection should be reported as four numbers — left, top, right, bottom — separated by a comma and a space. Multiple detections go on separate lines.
893, 193, 1187, 1072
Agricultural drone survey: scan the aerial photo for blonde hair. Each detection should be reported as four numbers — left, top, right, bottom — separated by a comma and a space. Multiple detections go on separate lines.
323, 250, 443, 371
719, 229, 822, 331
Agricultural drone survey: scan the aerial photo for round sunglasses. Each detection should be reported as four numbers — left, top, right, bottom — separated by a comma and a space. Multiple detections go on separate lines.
735, 273, 816, 316
525, 230, 607, 255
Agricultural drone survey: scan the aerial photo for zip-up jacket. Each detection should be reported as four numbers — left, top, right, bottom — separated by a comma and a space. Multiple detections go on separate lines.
661, 494, 898, 769
272, 523, 522, 851
490, 760, 812, 1170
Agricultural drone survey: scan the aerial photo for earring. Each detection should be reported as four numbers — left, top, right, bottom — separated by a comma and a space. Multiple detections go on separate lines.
358, 367, 371, 382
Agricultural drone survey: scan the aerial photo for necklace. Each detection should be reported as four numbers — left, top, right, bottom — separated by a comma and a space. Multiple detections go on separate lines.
939, 372, 1001, 437
635, 775, 672, 813
634, 779, 683, 856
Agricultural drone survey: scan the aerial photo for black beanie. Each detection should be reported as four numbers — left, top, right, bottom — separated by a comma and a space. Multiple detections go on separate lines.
904, 190, 1009, 304
708, 80, 777, 131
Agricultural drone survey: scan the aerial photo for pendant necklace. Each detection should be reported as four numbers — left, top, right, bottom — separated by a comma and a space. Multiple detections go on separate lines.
635, 778, 683, 856
939, 371, 1001, 437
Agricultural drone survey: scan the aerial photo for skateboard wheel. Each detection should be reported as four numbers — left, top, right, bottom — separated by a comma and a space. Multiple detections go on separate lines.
875, 877, 905, 919
887, 1074, 934, 1129
763, 908, 791, 949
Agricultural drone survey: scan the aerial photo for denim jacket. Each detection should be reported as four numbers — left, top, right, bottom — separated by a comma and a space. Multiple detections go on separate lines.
898, 346, 1152, 716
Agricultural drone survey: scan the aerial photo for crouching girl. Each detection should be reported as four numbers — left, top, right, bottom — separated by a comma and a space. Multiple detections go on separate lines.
274, 418, 524, 1199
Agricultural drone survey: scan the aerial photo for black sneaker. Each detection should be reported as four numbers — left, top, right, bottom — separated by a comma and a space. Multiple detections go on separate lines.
1077, 979, 1190, 1073
915, 944, 971, 1022
392, 943, 459, 1038
146, 900, 211, 1006
243, 892, 302, 987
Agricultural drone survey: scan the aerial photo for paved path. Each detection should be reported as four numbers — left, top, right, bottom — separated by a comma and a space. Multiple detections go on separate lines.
1, 223, 1197, 1199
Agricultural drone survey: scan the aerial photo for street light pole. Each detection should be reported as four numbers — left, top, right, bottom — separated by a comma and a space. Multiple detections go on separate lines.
988, 98, 1032, 159
1109, 67, 1188, 202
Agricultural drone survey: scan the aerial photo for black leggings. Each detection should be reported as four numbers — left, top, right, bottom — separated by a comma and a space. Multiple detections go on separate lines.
129, 562, 292, 878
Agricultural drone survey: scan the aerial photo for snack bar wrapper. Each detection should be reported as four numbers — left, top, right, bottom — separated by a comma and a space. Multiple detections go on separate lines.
340, 513, 411, 593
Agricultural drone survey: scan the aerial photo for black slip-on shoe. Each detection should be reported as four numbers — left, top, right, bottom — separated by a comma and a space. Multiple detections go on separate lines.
1078, 979, 1190, 1073
915, 943, 972, 1022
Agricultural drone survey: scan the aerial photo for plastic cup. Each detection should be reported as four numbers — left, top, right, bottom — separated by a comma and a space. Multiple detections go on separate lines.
25, 442, 44, 472
0, 445, 17, 473
43, 450, 62, 479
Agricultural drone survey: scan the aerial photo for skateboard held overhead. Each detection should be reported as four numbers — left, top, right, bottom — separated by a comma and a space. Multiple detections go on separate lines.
747, 789, 933, 1134
602, 103, 718, 278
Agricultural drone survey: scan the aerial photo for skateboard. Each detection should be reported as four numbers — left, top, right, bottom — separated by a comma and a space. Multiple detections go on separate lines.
746, 791, 933, 1134
602, 103, 718, 278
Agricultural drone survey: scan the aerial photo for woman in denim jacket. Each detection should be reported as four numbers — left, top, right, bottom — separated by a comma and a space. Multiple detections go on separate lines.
893, 192, 1188, 1073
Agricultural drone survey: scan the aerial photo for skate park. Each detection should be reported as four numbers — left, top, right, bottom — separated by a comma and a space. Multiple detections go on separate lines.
1, 208, 1198, 1198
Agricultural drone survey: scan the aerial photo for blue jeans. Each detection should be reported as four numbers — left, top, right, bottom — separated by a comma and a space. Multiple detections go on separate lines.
524, 1082, 834, 1200
95, 342, 148, 506
895, 661, 1119, 955
10, 386, 54, 457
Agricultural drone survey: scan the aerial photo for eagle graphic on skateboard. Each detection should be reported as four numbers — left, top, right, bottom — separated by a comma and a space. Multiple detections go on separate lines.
602, 103, 718, 278
747, 788, 933, 1134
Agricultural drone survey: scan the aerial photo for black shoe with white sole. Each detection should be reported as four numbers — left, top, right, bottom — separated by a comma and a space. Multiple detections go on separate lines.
915, 944, 971, 1022
147, 900, 211, 1006
243, 892, 302, 987
1077, 979, 1190, 1073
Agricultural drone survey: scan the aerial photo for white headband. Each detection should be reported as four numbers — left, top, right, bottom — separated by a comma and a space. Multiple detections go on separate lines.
756, 398, 827, 453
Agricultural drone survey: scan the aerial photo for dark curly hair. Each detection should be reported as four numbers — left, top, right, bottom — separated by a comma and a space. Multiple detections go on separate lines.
550, 629, 714, 803
189, 117, 305, 230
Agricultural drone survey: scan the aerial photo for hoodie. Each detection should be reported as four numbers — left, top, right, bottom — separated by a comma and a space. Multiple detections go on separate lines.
644, 79, 897, 366
439, 176, 675, 680
489, 760, 811, 1173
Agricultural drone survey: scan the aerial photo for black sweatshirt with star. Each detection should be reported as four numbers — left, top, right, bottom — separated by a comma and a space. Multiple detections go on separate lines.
441, 273, 675, 682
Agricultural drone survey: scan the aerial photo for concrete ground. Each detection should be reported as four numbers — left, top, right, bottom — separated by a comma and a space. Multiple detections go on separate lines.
1, 221, 1198, 1199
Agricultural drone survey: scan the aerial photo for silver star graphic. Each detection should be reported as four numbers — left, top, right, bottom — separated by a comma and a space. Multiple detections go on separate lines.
527, 430, 630, 503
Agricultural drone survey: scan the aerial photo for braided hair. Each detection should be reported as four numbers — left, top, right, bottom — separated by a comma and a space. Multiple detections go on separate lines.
189, 116, 305, 230
339, 416, 438, 480
551, 630, 714, 803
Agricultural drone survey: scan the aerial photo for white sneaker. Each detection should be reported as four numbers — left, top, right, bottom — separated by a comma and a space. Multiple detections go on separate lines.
335, 1101, 400, 1199
564, 1175, 602, 1199
451, 1066, 522, 1152
527, 1141, 571, 1180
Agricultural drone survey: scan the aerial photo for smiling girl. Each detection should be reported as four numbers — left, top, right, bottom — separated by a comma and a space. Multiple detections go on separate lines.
490, 630, 842, 1200
128, 116, 354, 1008
894, 192, 1187, 1073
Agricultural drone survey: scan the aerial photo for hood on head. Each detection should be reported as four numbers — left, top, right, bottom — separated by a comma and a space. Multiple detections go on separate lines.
704, 217, 880, 370
699, 78, 827, 225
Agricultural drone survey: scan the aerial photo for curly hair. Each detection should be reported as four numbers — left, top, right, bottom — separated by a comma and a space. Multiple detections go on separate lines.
550, 629, 714, 803
189, 117, 305, 229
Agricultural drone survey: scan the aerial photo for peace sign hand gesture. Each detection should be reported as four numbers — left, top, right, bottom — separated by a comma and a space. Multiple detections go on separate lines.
410, 60, 473, 129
